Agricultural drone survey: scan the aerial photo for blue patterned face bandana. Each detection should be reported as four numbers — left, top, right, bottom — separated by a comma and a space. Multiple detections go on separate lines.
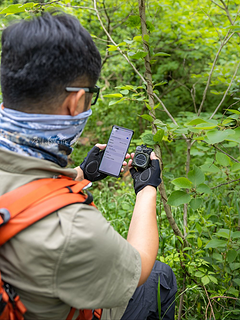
0, 105, 92, 167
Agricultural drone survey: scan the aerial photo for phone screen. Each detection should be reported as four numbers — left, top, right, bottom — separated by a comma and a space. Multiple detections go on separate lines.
99, 125, 134, 177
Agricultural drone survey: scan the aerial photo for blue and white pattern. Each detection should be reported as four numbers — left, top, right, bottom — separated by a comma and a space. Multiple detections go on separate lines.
0, 105, 92, 167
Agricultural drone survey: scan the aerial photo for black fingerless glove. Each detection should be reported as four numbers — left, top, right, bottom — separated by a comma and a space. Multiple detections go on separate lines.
80, 146, 108, 182
130, 159, 161, 194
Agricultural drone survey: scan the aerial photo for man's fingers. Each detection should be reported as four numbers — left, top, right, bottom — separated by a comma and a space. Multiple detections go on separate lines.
95, 143, 107, 150
150, 151, 158, 160
128, 158, 133, 168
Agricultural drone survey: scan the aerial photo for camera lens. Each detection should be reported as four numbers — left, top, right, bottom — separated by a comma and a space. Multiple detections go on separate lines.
135, 153, 147, 166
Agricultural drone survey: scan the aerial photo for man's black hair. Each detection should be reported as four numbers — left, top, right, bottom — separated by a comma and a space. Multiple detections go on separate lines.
1, 12, 101, 113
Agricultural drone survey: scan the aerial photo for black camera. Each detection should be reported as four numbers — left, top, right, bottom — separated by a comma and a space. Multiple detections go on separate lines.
132, 144, 153, 170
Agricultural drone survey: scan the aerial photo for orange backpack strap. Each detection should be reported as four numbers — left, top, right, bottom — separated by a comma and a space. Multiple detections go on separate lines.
0, 176, 101, 320
93, 309, 102, 319
66, 308, 102, 320
0, 271, 27, 320
0, 176, 94, 246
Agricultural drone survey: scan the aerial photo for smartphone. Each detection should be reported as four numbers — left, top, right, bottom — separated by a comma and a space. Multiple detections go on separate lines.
99, 125, 134, 177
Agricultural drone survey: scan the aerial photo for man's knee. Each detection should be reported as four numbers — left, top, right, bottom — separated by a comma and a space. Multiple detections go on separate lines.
150, 261, 177, 320
153, 260, 177, 289
120, 261, 177, 320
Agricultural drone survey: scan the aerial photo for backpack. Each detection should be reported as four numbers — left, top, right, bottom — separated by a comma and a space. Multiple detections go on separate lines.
0, 175, 102, 320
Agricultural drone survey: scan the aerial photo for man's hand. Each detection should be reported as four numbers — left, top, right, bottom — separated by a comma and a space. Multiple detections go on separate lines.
79, 144, 107, 182
75, 144, 131, 182
129, 152, 161, 194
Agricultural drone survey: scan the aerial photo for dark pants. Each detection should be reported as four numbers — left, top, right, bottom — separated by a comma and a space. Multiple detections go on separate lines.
120, 261, 177, 320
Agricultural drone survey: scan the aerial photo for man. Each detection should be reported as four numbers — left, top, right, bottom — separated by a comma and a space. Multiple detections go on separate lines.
0, 12, 177, 320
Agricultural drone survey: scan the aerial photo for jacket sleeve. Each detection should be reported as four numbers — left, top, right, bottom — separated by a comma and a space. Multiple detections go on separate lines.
55, 203, 141, 309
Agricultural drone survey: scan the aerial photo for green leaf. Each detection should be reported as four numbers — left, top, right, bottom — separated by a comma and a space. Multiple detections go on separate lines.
136, 97, 146, 101
145, 103, 152, 111
142, 133, 155, 146
222, 118, 234, 126
153, 129, 164, 143
211, 90, 223, 95
201, 276, 210, 285
123, 39, 134, 45
195, 271, 204, 277
109, 98, 127, 106
194, 122, 218, 130
201, 163, 220, 173
226, 109, 240, 114
175, 128, 189, 134
154, 119, 166, 127
227, 287, 239, 297
186, 118, 207, 126
176, 235, 184, 244
205, 239, 227, 248
226, 250, 238, 263
213, 253, 223, 262
230, 263, 240, 271
140, 114, 154, 122
183, 247, 192, 251
227, 25, 240, 31
143, 34, 150, 43
190, 198, 203, 210
127, 15, 141, 27
118, 42, 126, 47
154, 103, 160, 110
196, 183, 211, 194
232, 231, 240, 239
216, 152, 231, 166
226, 127, 240, 143
188, 166, 205, 187
153, 52, 171, 57
233, 278, 240, 286
171, 177, 192, 189
167, 191, 191, 207
146, 20, 155, 32
208, 275, 218, 284
206, 130, 231, 144
230, 163, 240, 172
107, 45, 118, 52
215, 229, 230, 238
197, 237, 203, 248
154, 82, 167, 87
0, 4, 35, 14
133, 35, 142, 42
128, 51, 148, 59
117, 85, 135, 90
120, 90, 129, 95
104, 93, 123, 98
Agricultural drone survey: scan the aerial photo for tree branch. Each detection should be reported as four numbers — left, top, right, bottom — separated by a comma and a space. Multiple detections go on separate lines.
211, 1, 240, 37
210, 143, 240, 163
210, 61, 240, 119
204, 285, 216, 320
197, 30, 233, 116
92, 0, 178, 127
138, 0, 185, 242
211, 178, 240, 190
183, 139, 192, 237
211, 0, 225, 10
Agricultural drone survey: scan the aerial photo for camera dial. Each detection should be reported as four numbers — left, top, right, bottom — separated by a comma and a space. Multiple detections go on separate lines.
132, 144, 153, 170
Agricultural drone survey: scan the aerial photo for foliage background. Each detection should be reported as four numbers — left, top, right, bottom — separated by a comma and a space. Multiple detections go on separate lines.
0, 0, 240, 319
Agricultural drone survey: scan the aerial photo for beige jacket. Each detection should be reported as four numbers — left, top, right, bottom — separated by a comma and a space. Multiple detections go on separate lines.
0, 149, 141, 320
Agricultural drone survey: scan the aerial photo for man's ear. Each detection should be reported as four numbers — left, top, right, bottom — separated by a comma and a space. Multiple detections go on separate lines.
61, 90, 85, 116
